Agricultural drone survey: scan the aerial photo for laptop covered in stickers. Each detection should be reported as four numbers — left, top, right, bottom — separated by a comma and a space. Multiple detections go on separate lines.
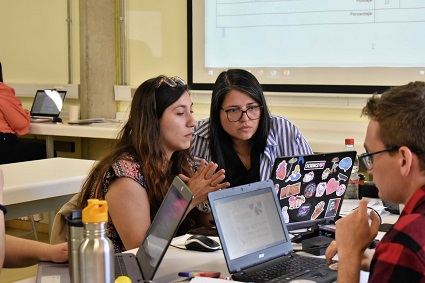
271, 151, 357, 231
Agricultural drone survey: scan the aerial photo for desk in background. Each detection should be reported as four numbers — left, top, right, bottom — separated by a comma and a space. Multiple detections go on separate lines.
1, 157, 95, 233
29, 119, 367, 158
29, 122, 123, 158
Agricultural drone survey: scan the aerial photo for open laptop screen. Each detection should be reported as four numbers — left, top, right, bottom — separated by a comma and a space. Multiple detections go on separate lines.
30, 89, 66, 117
136, 177, 194, 280
213, 186, 287, 260
209, 180, 293, 272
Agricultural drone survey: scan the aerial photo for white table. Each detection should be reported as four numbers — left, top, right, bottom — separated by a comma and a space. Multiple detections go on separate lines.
18, 199, 400, 283
144, 235, 231, 283
29, 236, 230, 283
29, 122, 123, 158
1, 158, 95, 232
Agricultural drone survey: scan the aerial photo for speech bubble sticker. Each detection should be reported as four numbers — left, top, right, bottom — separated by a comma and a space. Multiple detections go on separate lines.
339, 157, 353, 172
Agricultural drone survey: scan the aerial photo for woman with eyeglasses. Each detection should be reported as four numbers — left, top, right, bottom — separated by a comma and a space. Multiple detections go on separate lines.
77, 75, 229, 253
192, 69, 312, 188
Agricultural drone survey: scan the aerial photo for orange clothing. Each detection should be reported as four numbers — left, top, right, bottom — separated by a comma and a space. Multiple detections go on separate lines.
0, 82, 30, 135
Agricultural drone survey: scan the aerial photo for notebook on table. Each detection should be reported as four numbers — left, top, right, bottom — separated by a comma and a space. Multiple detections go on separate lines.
271, 151, 357, 231
36, 176, 193, 283
30, 89, 67, 121
208, 180, 338, 283
114, 176, 194, 281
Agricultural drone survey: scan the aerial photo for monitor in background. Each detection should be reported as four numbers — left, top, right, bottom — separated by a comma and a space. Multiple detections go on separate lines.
188, 1, 425, 94
30, 90, 67, 120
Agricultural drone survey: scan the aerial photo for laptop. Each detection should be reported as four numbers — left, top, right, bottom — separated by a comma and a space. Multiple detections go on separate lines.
36, 176, 193, 283
271, 151, 357, 231
114, 176, 194, 281
208, 180, 337, 283
30, 89, 67, 121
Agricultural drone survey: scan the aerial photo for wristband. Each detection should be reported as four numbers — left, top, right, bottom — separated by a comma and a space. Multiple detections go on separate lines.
0, 204, 7, 215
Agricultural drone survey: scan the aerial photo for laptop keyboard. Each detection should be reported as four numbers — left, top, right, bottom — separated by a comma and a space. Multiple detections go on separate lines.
239, 256, 330, 282
114, 254, 128, 277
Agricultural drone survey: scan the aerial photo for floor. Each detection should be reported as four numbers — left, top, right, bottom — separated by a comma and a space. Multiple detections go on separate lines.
0, 224, 49, 283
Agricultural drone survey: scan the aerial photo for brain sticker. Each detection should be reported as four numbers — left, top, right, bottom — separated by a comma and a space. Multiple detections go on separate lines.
339, 157, 353, 172
276, 160, 287, 180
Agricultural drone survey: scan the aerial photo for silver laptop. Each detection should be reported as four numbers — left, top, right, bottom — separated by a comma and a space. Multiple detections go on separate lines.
208, 180, 337, 283
114, 176, 194, 281
36, 176, 193, 282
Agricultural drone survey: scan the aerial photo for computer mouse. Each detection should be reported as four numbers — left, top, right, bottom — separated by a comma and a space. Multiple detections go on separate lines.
184, 234, 221, 252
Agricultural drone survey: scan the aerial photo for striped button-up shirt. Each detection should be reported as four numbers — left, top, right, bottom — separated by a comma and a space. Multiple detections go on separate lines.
191, 115, 313, 181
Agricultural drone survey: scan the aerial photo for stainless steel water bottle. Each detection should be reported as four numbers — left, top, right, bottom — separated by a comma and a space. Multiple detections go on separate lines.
78, 199, 114, 283
67, 210, 84, 283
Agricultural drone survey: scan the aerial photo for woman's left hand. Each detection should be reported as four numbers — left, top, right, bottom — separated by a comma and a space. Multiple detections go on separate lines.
179, 159, 230, 207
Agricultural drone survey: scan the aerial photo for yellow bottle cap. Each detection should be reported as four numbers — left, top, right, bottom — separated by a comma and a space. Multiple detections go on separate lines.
82, 199, 108, 223
115, 276, 132, 283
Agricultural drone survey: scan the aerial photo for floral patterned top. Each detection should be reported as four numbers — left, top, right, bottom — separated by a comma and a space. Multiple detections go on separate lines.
90, 155, 145, 252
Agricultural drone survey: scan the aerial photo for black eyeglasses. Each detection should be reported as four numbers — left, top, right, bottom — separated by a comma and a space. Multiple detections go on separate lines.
221, 106, 263, 122
359, 146, 399, 170
156, 76, 186, 88
359, 145, 423, 170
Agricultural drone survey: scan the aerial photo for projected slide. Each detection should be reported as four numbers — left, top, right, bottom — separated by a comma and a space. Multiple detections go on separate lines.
190, 0, 425, 90
206, 0, 425, 68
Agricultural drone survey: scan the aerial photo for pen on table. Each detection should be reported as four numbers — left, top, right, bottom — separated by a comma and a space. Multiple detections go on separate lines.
178, 271, 221, 278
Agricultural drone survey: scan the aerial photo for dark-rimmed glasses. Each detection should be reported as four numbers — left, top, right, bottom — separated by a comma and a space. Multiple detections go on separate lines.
359, 146, 400, 170
156, 76, 186, 88
221, 105, 263, 122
